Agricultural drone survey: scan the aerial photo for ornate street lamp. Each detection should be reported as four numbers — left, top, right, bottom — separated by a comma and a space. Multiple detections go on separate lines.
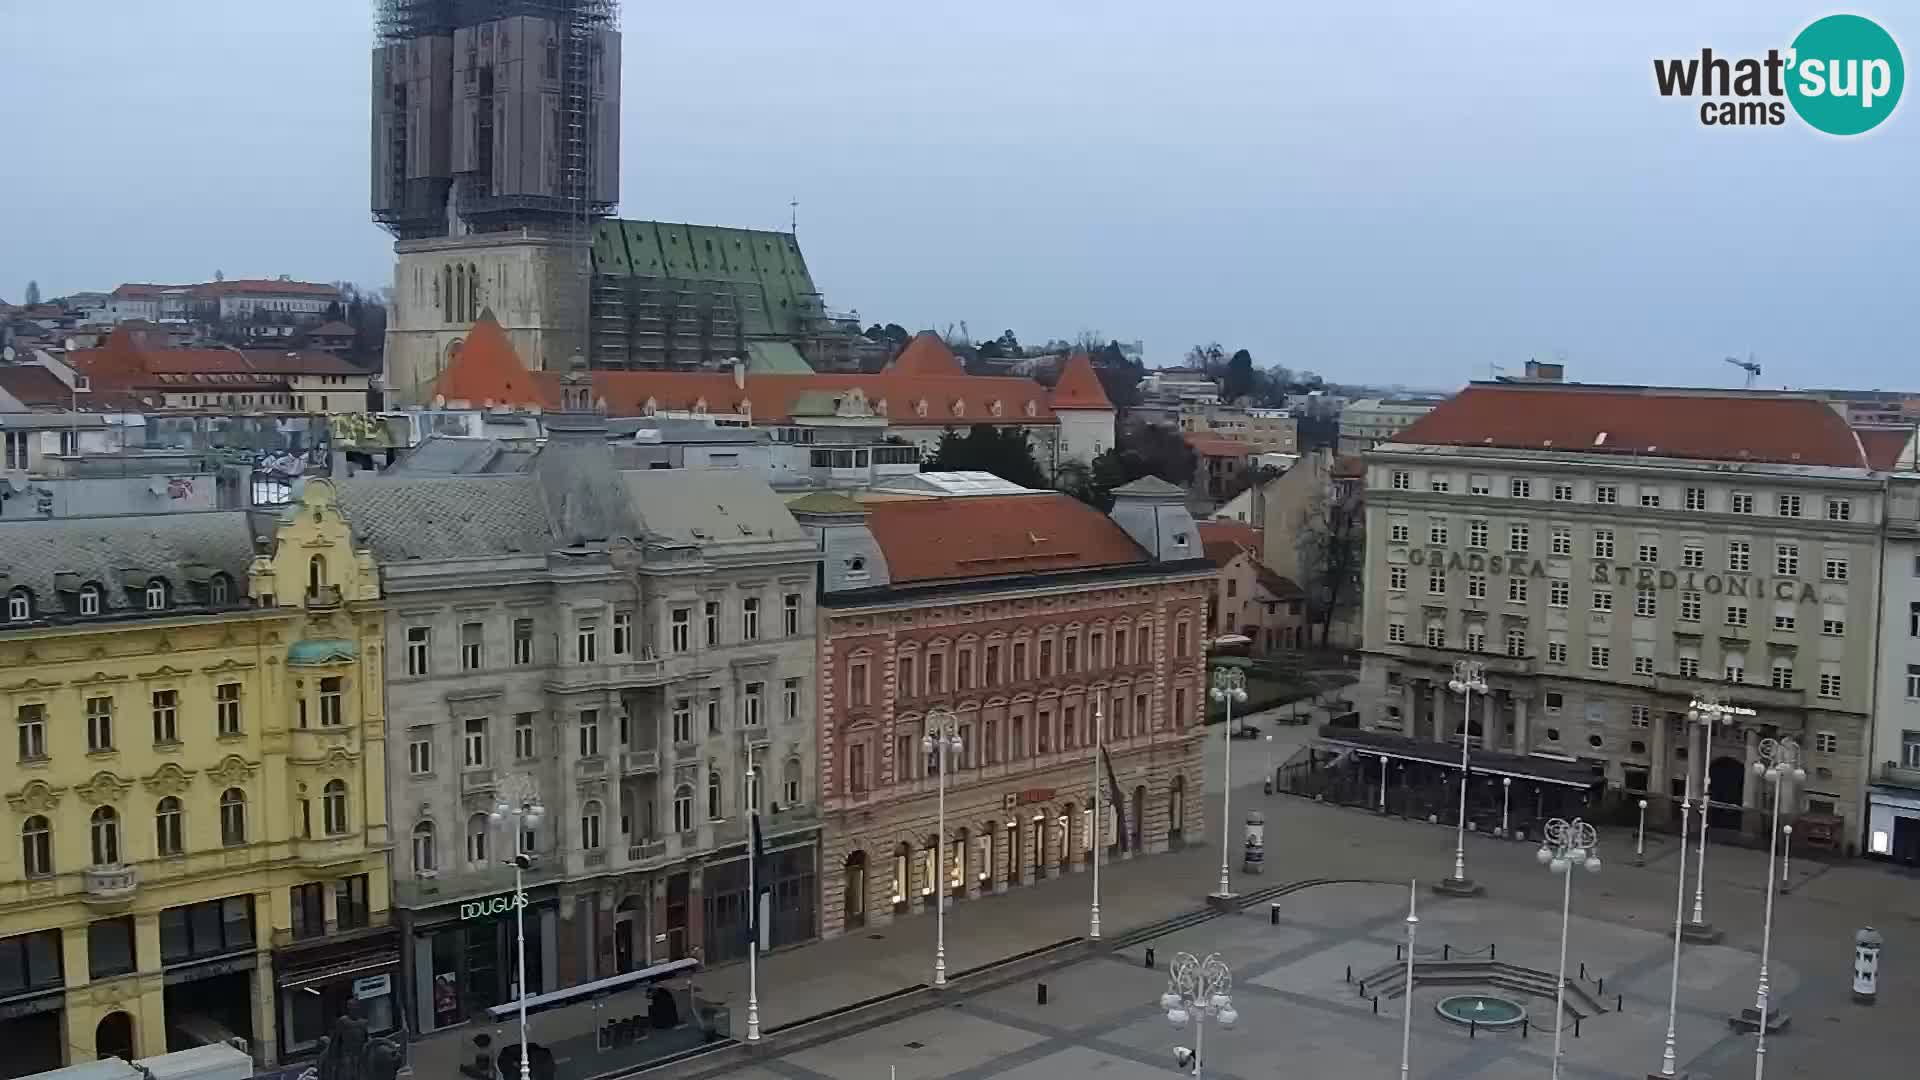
1439, 659, 1485, 896
1161, 952, 1237, 1079
1682, 695, 1742, 942
924, 708, 963, 987
1537, 817, 1600, 1080
1208, 667, 1247, 899
490, 774, 544, 1080
1748, 737, 1804, 1078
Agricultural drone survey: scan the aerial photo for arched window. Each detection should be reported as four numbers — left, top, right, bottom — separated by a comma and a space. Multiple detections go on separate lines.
308, 555, 327, 595
466, 813, 489, 864
322, 780, 348, 835
442, 265, 453, 321
21, 815, 52, 877
6, 587, 31, 622
467, 263, 480, 321
220, 788, 247, 846
581, 800, 603, 850
78, 583, 103, 616
706, 768, 723, 821
144, 578, 169, 611
782, 757, 802, 806
96, 1011, 135, 1063
672, 785, 693, 832
91, 806, 120, 865
454, 265, 466, 325
156, 797, 183, 857
412, 821, 437, 873
208, 574, 230, 606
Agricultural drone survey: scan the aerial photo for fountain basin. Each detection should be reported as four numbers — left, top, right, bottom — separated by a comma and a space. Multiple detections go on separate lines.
1434, 994, 1526, 1029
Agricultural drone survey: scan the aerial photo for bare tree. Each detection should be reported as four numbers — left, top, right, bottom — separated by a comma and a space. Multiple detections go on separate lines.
1295, 476, 1363, 647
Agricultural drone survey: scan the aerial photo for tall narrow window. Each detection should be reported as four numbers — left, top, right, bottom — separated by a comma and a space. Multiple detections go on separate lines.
91, 806, 120, 865
17, 703, 46, 761
742, 597, 761, 641
576, 619, 598, 663
784, 593, 802, 636
671, 608, 691, 652
216, 683, 242, 736
156, 797, 184, 857
578, 710, 600, 757
612, 612, 633, 656
512, 618, 534, 665
412, 821, 436, 873
220, 789, 247, 846
318, 677, 343, 726
513, 713, 536, 759
322, 780, 348, 836
86, 697, 114, 752
461, 622, 484, 670
151, 691, 178, 744
21, 816, 52, 877
464, 718, 488, 768
406, 626, 431, 676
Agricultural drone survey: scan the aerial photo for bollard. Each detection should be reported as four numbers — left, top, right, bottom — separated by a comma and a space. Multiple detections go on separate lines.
1345, 965, 1352, 984
1359, 981, 1366, 996
1470, 1019, 1477, 1040
1521, 1018, 1529, 1039
1490, 943, 1497, 962
1396, 944, 1403, 961
1616, 993, 1623, 1012
1597, 977, 1604, 995
1443, 944, 1450, 961
1145, 947, 1155, 969
1372, 995, 1379, 1015
1574, 1016, 1581, 1039
1271, 904, 1280, 926
1037, 982, 1048, 1006
1579, 962, 1587, 980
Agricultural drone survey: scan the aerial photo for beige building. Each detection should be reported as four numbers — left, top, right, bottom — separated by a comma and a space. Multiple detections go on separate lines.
1179, 405, 1298, 456
1353, 384, 1881, 852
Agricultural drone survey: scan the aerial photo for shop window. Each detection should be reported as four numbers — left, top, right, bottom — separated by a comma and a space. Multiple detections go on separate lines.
87, 917, 136, 979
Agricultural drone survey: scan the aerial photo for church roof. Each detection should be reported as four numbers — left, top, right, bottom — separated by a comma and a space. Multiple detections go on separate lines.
1049, 353, 1113, 410
886, 332, 965, 377
431, 312, 560, 409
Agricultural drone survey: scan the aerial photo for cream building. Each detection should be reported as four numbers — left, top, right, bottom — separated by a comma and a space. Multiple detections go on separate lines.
1353, 384, 1881, 853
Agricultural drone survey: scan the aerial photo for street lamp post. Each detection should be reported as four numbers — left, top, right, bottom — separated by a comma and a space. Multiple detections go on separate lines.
1500, 777, 1511, 838
1636, 798, 1649, 866
1682, 696, 1740, 943
1655, 774, 1693, 1079
1379, 754, 1389, 813
1400, 880, 1418, 1080
1538, 817, 1601, 1080
1746, 737, 1804, 1075
1438, 660, 1485, 896
489, 775, 545, 1080
1209, 667, 1246, 899
924, 708, 963, 987
1780, 825, 1793, 891
1161, 952, 1238, 1079
1091, 696, 1104, 940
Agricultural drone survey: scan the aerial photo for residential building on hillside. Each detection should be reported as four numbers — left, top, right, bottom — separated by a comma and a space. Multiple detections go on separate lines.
103, 281, 343, 326
0, 483, 394, 1071
333, 417, 821, 1035
1351, 383, 1881, 854
1178, 405, 1298, 456
1199, 521, 1306, 653
1185, 432, 1253, 502
793, 476, 1213, 938
68, 328, 372, 415
1337, 397, 1444, 455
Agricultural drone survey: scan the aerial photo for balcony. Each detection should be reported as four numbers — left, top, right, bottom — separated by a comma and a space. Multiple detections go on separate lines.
305, 586, 342, 610
575, 756, 608, 780
1879, 762, 1920, 790
627, 838, 668, 863
620, 749, 660, 775
83, 864, 139, 906
542, 658, 668, 695
460, 768, 496, 795
738, 727, 771, 753
294, 835, 369, 875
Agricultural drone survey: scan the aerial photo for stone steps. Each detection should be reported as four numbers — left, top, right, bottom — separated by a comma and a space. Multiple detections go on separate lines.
1353, 958, 1609, 1019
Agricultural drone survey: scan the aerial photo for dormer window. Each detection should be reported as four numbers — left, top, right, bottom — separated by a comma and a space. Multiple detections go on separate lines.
1173, 532, 1189, 548
990, 400, 1004, 417
145, 579, 169, 611
1025, 400, 1038, 417
952, 400, 966, 418
6, 588, 30, 623
78, 584, 102, 616
209, 574, 231, 606
915, 399, 928, 418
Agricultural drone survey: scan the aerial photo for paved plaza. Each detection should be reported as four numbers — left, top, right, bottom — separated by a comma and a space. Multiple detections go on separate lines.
414, 709, 1920, 1080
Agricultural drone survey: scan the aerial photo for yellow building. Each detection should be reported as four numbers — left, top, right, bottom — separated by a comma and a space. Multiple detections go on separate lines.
0, 480, 393, 1074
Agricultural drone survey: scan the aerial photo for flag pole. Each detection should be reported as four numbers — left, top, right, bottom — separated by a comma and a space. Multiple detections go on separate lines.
1090, 693, 1102, 940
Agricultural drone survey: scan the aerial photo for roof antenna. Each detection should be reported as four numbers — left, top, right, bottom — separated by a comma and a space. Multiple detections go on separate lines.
789, 197, 798, 236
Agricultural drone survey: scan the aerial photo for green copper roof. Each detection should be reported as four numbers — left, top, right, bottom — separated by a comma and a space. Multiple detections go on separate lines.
745, 341, 813, 374
591, 219, 823, 339
288, 639, 358, 665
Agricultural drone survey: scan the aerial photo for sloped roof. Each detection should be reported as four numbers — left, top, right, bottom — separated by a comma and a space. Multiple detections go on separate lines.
886, 332, 965, 377
1049, 353, 1113, 410
1184, 433, 1255, 457
334, 475, 554, 561
862, 493, 1147, 584
1110, 475, 1185, 497
0, 365, 78, 407
1855, 426, 1915, 470
590, 369, 1055, 426
432, 312, 561, 409
621, 469, 807, 545
1198, 520, 1260, 566
1394, 384, 1868, 468
67, 327, 366, 388
0, 512, 257, 612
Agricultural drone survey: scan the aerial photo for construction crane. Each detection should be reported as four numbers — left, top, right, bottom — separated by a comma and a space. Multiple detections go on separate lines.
1725, 354, 1761, 389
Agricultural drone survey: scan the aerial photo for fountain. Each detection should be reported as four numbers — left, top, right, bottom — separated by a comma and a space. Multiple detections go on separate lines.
1434, 994, 1527, 1029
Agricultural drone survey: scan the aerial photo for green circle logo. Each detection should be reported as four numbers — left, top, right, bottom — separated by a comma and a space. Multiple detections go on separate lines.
1787, 14, 1904, 135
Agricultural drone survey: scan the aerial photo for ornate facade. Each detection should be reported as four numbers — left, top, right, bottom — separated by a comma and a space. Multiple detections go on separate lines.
0, 480, 391, 1072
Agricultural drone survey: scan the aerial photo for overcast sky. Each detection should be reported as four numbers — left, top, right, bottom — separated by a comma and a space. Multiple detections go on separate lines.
2, 2, 1912, 389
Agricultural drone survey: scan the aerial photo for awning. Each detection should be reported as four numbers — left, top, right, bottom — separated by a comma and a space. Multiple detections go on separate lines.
1314, 726, 1601, 790
485, 958, 698, 1021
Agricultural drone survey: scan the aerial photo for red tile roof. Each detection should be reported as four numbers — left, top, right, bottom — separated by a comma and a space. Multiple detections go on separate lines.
433, 313, 561, 409
1855, 427, 1915, 470
1198, 520, 1260, 566
67, 327, 367, 391
1049, 353, 1113, 410
0, 365, 78, 407
592, 370, 1056, 426
200, 279, 342, 298
1393, 385, 1868, 468
886, 332, 965, 377
1185, 433, 1255, 457
861, 493, 1147, 584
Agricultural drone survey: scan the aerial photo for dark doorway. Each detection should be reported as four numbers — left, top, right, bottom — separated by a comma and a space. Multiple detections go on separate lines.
96, 1011, 135, 1061
1707, 756, 1747, 829
843, 850, 868, 930
665, 873, 690, 960
1131, 786, 1145, 852
1169, 776, 1187, 849
164, 970, 254, 1053
1894, 816, 1920, 866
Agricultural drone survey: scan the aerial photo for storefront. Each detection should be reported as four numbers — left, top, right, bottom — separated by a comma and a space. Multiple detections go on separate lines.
159, 896, 261, 1054
272, 925, 402, 1062
701, 836, 818, 965
403, 887, 559, 1035
1867, 784, 1920, 865
0, 928, 65, 1079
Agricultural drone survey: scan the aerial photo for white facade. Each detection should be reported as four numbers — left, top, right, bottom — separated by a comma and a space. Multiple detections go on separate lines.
1339, 397, 1440, 452
385, 232, 578, 404
1358, 441, 1882, 847
1868, 465, 1920, 862
1055, 405, 1116, 466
